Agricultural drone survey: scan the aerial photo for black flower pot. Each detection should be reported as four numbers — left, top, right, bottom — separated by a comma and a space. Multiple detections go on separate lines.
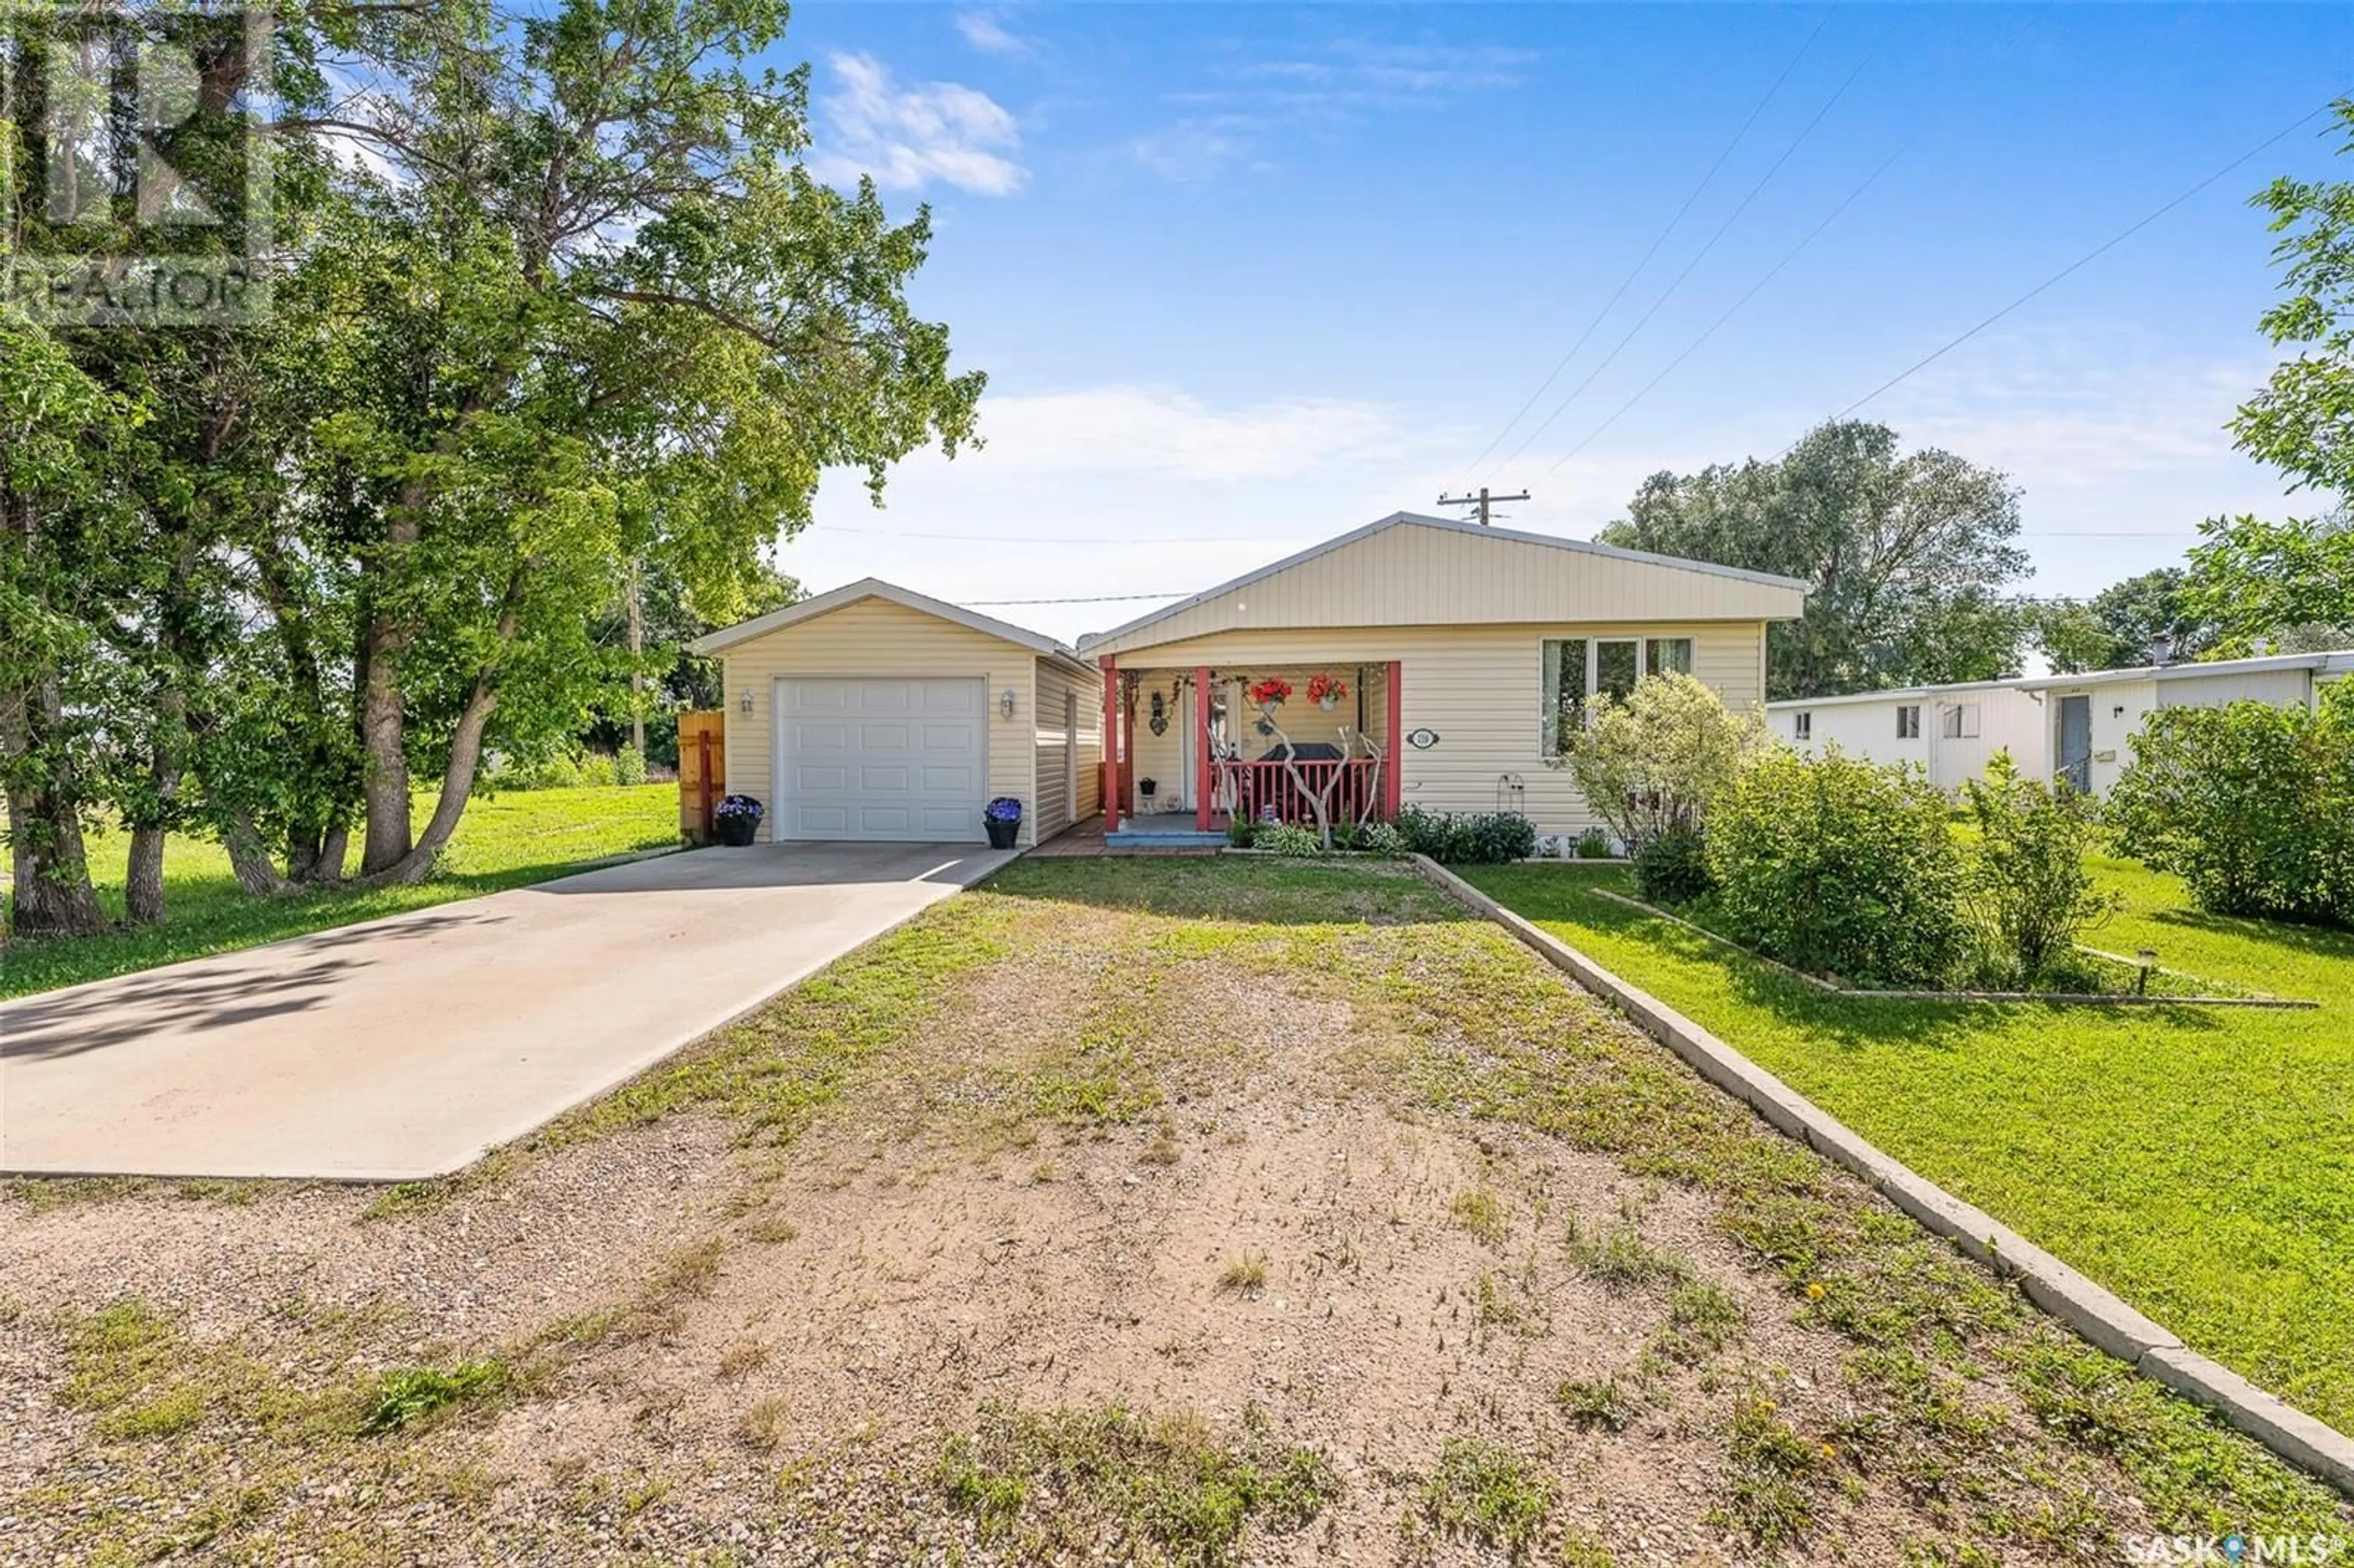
985, 817, 1019, 850
717, 815, 758, 847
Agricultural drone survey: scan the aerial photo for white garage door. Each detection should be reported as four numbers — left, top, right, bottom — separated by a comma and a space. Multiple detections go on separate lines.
772, 677, 987, 842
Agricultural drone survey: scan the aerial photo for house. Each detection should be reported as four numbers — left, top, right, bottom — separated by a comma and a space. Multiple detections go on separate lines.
686, 579, 1102, 847
686, 511, 1807, 848
1076, 511, 1807, 847
1769, 649, 2354, 797
1769, 679, 2046, 794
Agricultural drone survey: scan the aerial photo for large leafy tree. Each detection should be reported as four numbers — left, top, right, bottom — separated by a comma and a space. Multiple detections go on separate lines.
2187, 102, 2354, 650
2032, 567, 2215, 673
281, 0, 983, 882
1598, 421, 2030, 699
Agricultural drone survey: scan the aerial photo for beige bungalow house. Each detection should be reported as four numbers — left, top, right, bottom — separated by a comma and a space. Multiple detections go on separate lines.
687, 511, 1805, 850
1078, 511, 1807, 847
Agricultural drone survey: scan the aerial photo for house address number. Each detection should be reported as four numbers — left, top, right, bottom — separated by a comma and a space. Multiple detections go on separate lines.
1407, 728, 1440, 750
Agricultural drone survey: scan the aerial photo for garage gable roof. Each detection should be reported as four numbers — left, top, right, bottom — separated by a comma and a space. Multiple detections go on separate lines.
688, 577, 1087, 671
1076, 511, 1810, 657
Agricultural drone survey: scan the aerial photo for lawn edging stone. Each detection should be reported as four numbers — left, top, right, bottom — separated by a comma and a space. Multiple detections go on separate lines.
1407, 852, 2354, 1498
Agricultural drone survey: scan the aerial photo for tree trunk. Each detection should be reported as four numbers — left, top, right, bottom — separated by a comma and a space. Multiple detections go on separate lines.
0, 680, 108, 938
368, 676, 498, 886
123, 672, 190, 926
627, 560, 646, 756
358, 492, 425, 876
219, 809, 288, 896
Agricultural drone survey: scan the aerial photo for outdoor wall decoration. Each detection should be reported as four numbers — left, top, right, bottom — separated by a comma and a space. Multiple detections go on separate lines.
1308, 672, 1350, 710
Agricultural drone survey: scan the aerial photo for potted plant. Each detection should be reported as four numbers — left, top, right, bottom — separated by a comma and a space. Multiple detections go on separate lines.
985, 796, 1023, 848
1247, 676, 1292, 717
1139, 776, 1158, 805
714, 793, 764, 847
1308, 672, 1349, 712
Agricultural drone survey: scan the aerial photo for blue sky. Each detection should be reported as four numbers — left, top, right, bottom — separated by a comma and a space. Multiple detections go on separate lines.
776, 3, 2354, 644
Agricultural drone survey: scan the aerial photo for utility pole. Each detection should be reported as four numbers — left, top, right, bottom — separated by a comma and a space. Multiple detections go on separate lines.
1436, 487, 1528, 526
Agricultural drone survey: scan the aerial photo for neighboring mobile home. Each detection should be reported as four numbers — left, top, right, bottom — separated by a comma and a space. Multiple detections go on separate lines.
1768, 649, 2354, 797
687, 511, 1808, 848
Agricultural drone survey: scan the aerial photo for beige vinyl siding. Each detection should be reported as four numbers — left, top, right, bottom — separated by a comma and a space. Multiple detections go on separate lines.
1086, 519, 1802, 657
718, 597, 1042, 845
1113, 621, 1768, 837
1032, 659, 1103, 837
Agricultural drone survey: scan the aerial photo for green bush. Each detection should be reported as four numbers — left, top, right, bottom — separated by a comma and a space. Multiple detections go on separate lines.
1358, 821, 1409, 856
1393, 805, 1536, 864
1550, 671, 1765, 854
2108, 688, 2354, 926
1572, 827, 1616, 859
1708, 747, 1968, 986
1631, 823, 1714, 905
1962, 752, 2117, 982
1225, 814, 1257, 848
1258, 823, 1325, 858
614, 744, 649, 787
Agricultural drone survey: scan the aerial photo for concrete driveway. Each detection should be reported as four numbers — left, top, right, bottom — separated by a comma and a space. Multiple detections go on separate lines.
1, 842, 1016, 1181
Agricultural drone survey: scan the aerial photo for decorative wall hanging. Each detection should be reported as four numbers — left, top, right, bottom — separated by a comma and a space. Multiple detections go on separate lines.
1407, 727, 1441, 750
1148, 691, 1168, 736
1307, 672, 1350, 711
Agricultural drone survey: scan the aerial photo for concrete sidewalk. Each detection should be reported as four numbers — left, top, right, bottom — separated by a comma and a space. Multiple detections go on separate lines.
1, 842, 1015, 1181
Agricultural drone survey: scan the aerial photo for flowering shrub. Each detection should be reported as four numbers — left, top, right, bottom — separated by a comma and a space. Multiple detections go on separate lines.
985, 797, 1023, 824
1246, 676, 1292, 708
1306, 672, 1349, 706
714, 793, 764, 824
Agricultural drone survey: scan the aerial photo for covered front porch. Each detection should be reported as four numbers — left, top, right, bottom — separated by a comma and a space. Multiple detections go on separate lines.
1097, 660, 1403, 839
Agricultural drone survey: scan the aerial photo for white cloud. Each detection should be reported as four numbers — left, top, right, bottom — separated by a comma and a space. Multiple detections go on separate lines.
1128, 123, 1250, 185
968, 386, 1420, 479
810, 52, 1026, 196
954, 9, 1031, 58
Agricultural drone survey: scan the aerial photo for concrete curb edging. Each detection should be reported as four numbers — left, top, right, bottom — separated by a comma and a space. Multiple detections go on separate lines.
1407, 853, 2354, 1497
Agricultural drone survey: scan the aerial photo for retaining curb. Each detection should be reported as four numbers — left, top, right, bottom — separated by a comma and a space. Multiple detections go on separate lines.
1407, 853, 2354, 1498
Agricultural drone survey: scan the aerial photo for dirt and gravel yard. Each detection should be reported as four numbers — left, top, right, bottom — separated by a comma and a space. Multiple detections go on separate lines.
3, 858, 2346, 1566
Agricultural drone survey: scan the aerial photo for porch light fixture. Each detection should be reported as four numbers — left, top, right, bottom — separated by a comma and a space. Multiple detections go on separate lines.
739, 688, 753, 716
1000, 687, 1018, 719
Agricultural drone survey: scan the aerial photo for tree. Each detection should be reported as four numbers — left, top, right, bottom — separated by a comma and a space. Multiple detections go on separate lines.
280, 0, 983, 882
2184, 101, 2354, 650
2032, 568, 2216, 673
1598, 421, 2030, 699
1550, 671, 1764, 853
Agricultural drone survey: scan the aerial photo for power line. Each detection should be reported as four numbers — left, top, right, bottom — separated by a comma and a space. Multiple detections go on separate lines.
1493, 56, 1870, 474
1788, 96, 2341, 448
1458, 13, 1830, 479
1548, 139, 1911, 473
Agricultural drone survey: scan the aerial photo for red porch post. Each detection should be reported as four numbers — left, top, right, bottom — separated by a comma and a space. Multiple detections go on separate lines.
1194, 666, 1213, 832
1384, 660, 1403, 820
1100, 656, 1121, 834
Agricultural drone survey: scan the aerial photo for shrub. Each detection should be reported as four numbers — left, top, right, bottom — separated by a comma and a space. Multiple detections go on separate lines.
1572, 827, 1616, 859
1962, 752, 2117, 982
614, 744, 649, 786
1258, 823, 1325, 858
2108, 688, 2354, 926
1708, 747, 1968, 986
1632, 823, 1715, 904
1225, 815, 1257, 848
1358, 821, 1408, 856
1552, 672, 1765, 854
1393, 805, 1535, 864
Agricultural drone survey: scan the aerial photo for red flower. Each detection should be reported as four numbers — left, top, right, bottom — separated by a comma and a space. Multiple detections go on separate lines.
1306, 672, 1350, 705
1247, 676, 1293, 707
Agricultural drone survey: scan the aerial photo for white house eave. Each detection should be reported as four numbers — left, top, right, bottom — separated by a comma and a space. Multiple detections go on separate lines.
1076, 511, 1811, 656
688, 576, 1086, 671
2015, 650, 2348, 691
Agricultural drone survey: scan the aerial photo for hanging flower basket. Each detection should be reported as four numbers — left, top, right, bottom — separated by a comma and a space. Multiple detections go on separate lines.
1308, 672, 1350, 712
1247, 676, 1292, 717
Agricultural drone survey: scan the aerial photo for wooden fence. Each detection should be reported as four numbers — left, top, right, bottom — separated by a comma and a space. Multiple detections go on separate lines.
678, 710, 725, 844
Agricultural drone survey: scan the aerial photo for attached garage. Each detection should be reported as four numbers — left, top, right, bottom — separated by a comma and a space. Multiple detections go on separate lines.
689, 579, 1102, 848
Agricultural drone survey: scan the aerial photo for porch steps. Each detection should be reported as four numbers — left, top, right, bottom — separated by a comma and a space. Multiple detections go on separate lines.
1104, 828, 1229, 848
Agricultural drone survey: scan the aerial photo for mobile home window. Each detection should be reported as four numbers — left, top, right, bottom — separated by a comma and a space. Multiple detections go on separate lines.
1793, 712, 1812, 741
1539, 636, 1697, 755
1897, 705, 1921, 739
1941, 703, 1980, 740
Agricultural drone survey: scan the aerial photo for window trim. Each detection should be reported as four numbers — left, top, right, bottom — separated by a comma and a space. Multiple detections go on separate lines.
1540, 634, 1701, 755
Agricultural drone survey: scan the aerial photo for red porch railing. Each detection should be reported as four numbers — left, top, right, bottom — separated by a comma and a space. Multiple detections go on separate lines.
1221, 757, 1382, 827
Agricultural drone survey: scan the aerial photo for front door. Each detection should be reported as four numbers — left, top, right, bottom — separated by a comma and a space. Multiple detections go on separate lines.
2057, 695, 2092, 793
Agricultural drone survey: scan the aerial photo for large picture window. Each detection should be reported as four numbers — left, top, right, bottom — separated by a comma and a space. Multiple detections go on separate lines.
1541, 636, 1701, 755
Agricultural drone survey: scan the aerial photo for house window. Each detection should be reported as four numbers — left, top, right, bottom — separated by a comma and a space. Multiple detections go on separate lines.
1542, 636, 1704, 755
1897, 704, 1921, 739
1792, 712, 1812, 741
1941, 703, 1980, 740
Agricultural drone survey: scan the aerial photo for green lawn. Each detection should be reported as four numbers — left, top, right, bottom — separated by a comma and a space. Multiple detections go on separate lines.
1462, 855, 2354, 1436
1, 785, 679, 1000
